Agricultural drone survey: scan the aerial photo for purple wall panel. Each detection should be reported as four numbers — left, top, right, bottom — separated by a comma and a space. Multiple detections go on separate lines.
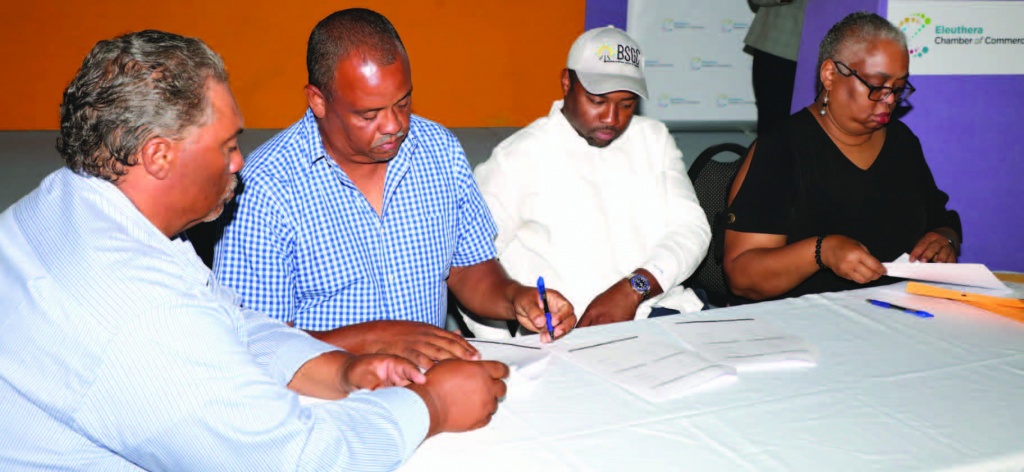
585, 0, 628, 30
901, 77, 1023, 270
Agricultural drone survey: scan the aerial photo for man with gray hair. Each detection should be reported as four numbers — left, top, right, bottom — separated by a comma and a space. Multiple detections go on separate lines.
0, 29, 508, 470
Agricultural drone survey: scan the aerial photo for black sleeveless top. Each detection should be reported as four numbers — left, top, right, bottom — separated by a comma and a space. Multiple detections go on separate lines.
726, 108, 961, 302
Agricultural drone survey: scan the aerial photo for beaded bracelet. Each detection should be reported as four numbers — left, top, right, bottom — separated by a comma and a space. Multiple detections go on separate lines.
815, 235, 827, 270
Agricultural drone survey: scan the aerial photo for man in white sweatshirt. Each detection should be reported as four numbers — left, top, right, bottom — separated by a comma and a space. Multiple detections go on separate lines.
467, 26, 711, 337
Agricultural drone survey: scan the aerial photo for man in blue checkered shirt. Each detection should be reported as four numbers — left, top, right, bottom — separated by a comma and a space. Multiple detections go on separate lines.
213, 8, 576, 368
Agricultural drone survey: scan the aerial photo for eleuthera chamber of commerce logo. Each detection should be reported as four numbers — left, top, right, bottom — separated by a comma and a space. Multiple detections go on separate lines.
897, 11, 1009, 58
889, 2, 1024, 75
594, 42, 641, 68
898, 12, 931, 58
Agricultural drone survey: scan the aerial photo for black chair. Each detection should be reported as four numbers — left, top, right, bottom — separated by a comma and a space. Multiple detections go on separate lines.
684, 142, 750, 307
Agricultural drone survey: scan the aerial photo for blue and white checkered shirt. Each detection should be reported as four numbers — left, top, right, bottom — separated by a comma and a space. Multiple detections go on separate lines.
0, 168, 429, 470
214, 110, 497, 331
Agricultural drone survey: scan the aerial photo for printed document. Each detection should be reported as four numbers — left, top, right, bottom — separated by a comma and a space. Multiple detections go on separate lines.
547, 331, 735, 402
665, 316, 817, 370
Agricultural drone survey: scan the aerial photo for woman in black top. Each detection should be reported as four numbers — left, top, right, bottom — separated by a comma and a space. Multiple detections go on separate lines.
723, 12, 961, 303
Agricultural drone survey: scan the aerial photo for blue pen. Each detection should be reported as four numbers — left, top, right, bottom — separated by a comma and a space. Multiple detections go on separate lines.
537, 276, 555, 340
867, 299, 934, 318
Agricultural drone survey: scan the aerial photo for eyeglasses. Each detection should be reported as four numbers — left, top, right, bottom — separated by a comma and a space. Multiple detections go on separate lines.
833, 61, 916, 102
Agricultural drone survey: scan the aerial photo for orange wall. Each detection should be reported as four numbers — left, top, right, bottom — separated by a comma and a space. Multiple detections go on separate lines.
0, 0, 585, 130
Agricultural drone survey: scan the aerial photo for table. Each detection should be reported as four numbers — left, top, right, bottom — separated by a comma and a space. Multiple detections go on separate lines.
400, 282, 1024, 471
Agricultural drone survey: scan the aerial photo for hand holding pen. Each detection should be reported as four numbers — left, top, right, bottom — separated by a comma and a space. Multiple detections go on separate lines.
510, 277, 576, 342
537, 277, 555, 341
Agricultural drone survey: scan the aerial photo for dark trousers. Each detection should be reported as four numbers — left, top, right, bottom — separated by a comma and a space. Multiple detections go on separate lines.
750, 48, 797, 137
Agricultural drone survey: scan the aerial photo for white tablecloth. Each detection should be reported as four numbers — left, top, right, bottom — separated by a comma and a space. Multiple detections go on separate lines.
401, 282, 1024, 471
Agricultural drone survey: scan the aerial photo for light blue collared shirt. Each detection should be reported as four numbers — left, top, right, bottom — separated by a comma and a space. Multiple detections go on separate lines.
0, 168, 429, 471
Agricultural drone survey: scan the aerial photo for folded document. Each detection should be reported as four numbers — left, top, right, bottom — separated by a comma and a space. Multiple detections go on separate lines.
884, 253, 1008, 291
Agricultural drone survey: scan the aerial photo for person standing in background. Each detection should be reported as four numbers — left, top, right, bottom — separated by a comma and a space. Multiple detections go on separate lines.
744, 0, 808, 136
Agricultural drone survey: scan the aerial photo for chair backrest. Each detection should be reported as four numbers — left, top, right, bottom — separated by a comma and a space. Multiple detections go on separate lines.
684, 142, 749, 307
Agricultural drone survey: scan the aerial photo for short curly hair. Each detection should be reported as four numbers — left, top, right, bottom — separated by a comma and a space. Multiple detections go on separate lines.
307, 8, 405, 100
816, 11, 907, 96
57, 30, 228, 182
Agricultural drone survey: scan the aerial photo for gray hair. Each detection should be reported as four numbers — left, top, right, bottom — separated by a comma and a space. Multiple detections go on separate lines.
307, 8, 405, 100
816, 11, 907, 96
57, 30, 228, 182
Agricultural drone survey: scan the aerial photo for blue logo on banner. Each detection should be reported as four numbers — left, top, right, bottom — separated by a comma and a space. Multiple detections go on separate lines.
690, 57, 734, 71
662, 18, 705, 32
720, 19, 750, 33
715, 94, 756, 108
656, 94, 701, 108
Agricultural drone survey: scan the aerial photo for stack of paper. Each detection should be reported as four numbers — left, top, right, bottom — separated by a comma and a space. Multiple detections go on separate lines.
472, 332, 735, 402
299, 316, 816, 406
470, 314, 819, 402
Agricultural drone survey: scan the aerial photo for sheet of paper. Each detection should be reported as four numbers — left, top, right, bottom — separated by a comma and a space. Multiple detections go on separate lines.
665, 316, 817, 370
469, 338, 552, 381
552, 334, 735, 402
883, 253, 1009, 291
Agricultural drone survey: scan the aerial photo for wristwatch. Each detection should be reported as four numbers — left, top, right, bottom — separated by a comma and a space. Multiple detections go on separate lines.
627, 272, 651, 300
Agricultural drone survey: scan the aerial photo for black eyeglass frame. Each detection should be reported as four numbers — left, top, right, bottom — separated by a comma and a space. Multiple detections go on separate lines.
832, 60, 916, 102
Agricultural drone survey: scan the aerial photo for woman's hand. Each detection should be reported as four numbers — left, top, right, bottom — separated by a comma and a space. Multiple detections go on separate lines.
821, 235, 886, 284
910, 231, 958, 263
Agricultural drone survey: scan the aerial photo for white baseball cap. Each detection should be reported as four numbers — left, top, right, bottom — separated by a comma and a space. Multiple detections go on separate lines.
566, 26, 648, 99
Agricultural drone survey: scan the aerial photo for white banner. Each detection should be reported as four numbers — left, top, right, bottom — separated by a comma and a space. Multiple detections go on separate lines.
627, 0, 755, 129
888, 0, 1024, 75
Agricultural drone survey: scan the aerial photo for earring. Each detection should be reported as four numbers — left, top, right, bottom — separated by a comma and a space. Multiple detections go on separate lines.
819, 91, 829, 116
